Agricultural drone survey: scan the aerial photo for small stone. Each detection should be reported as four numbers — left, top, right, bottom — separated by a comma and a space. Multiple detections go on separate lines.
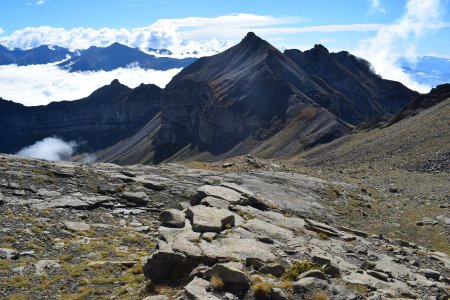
63, 221, 90, 232
141, 181, 166, 191
298, 269, 328, 281
222, 163, 235, 168
270, 288, 289, 300
421, 268, 440, 281
0, 248, 19, 259
122, 191, 149, 205
416, 217, 438, 226
202, 232, 217, 242
159, 209, 186, 228
142, 296, 169, 300
292, 277, 329, 294
184, 277, 220, 300
121, 170, 136, 177
35, 260, 61, 275
37, 189, 61, 197
258, 263, 286, 278
367, 270, 389, 282
53, 242, 65, 249
133, 226, 150, 232
205, 262, 250, 296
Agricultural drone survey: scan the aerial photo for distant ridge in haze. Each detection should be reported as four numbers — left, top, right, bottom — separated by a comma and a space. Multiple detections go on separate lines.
0, 42, 197, 72
58, 42, 196, 72
0, 44, 73, 65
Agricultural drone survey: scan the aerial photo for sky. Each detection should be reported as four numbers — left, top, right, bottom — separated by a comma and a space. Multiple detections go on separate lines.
0, 0, 449, 105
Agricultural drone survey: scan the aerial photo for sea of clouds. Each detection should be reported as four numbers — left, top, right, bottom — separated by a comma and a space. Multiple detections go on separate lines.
0, 64, 182, 106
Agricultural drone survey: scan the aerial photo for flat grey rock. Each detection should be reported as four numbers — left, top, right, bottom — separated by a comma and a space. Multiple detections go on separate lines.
200, 237, 276, 261
63, 221, 90, 232
191, 185, 243, 205
241, 218, 294, 242
200, 196, 231, 209
122, 191, 149, 205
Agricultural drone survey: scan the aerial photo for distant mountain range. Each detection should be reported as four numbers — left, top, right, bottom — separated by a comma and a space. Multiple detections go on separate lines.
1, 42, 449, 88
0, 43, 196, 72
0, 44, 72, 66
0, 33, 421, 164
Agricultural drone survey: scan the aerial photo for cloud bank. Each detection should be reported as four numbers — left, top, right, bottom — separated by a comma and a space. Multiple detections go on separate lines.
0, 14, 382, 56
0, 64, 181, 106
356, 0, 446, 92
16, 137, 77, 161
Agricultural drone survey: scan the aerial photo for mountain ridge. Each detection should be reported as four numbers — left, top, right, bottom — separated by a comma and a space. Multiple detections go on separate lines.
0, 79, 162, 154
1, 33, 421, 165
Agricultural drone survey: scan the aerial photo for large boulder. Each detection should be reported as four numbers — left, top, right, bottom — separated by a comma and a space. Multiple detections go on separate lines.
143, 250, 200, 285
186, 205, 235, 233
159, 209, 186, 228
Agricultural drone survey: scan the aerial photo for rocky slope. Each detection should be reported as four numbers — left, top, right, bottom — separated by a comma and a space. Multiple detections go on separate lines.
0, 154, 449, 299
0, 80, 161, 154
284, 46, 418, 124
283, 86, 450, 259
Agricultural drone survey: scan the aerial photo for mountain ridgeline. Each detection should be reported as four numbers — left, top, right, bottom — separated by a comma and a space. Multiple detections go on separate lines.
0, 80, 162, 154
0, 42, 196, 71
58, 42, 196, 72
0, 33, 419, 163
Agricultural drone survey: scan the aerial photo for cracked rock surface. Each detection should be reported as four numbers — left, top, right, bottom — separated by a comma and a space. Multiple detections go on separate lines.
0, 154, 448, 299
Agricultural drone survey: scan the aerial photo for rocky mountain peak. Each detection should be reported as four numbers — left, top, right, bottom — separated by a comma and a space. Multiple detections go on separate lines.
312, 43, 329, 54
110, 78, 121, 86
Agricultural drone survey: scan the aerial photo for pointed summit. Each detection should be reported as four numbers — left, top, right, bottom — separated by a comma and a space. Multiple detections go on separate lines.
312, 44, 329, 54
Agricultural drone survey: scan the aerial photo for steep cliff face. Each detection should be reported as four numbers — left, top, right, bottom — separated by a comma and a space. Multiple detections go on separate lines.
0, 80, 161, 153
284, 46, 419, 123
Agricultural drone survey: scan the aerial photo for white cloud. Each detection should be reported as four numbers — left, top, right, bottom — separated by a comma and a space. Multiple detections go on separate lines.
0, 28, 4, 35
369, 0, 385, 14
355, 0, 446, 92
16, 137, 77, 161
36, 0, 45, 5
0, 64, 181, 106
0, 14, 382, 57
